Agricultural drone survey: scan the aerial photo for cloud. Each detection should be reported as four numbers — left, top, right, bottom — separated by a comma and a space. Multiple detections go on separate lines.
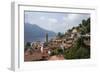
62, 14, 90, 31
40, 16, 45, 20
67, 14, 78, 20
63, 17, 68, 21
62, 14, 79, 23
25, 11, 90, 33
48, 18, 58, 23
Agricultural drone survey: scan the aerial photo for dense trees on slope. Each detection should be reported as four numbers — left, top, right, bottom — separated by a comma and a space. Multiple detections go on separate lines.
64, 18, 90, 59
79, 18, 90, 34
64, 37, 90, 59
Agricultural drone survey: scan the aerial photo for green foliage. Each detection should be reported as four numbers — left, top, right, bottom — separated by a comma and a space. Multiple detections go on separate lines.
80, 18, 90, 34
24, 42, 31, 51
57, 32, 64, 38
25, 42, 31, 48
50, 48, 64, 56
57, 48, 64, 55
52, 18, 90, 59
74, 47, 90, 59
66, 18, 90, 35
67, 29, 72, 33
64, 37, 90, 59
51, 18, 90, 59
57, 32, 62, 37
50, 49, 58, 56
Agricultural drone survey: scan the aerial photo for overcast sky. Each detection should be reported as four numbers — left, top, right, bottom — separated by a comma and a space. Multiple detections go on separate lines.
24, 11, 90, 33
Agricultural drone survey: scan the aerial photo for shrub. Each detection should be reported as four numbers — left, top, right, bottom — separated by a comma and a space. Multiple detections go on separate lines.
64, 37, 90, 59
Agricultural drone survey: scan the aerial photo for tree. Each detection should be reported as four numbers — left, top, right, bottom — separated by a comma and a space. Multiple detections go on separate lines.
74, 47, 90, 59
57, 32, 63, 38
86, 18, 90, 33
79, 24, 82, 28
64, 36, 90, 59
50, 48, 64, 56
67, 29, 72, 33
72, 27, 76, 30
64, 17, 90, 59
57, 48, 64, 55
80, 18, 90, 34
24, 42, 31, 51
82, 19, 86, 26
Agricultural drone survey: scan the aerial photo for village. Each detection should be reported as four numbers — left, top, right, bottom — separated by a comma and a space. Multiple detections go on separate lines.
24, 26, 90, 61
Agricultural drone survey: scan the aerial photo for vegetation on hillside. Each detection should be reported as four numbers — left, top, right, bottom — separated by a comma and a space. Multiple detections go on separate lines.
64, 18, 90, 59
50, 18, 90, 59
64, 37, 90, 59
24, 17, 90, 60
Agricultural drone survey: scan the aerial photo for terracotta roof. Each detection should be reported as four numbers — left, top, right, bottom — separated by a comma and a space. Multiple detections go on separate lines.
48, 55, 64, 60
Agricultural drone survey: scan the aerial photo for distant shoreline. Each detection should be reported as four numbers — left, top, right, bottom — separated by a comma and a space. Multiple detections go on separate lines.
24, 36, 56, 43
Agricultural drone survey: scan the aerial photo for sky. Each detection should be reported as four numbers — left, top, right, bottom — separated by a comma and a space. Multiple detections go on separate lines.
24, 11, 90, 33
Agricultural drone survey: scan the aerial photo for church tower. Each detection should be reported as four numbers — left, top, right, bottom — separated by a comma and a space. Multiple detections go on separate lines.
45, 33, 48, 43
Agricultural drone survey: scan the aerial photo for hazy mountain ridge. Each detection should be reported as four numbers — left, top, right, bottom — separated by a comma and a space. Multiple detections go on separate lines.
24, 23, 56, 42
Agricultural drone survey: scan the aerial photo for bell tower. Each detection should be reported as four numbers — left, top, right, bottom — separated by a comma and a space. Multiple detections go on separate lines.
45, 32, 48, 43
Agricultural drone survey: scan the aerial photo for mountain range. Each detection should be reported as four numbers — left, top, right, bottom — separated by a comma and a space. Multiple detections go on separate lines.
24, 23, 56, 42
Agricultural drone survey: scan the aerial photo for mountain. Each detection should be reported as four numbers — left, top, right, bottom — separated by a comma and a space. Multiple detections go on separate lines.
24, 23, 56, 42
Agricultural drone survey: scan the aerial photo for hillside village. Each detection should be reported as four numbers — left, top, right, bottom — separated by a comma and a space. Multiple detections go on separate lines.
24, 18, 90, 61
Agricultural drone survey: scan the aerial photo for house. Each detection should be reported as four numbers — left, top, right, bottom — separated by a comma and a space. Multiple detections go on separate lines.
24, 42, 50, 61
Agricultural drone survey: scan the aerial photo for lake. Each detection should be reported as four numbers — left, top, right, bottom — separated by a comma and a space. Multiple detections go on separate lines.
24, 36, 56, 43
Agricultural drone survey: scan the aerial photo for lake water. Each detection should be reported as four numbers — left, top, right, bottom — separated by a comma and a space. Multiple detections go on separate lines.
25, 36, 56, 43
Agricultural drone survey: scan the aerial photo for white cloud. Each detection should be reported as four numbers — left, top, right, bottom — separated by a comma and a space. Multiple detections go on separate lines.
25, 11, 90, 33
40, 16, 45, 20
63, 17, 68, 21
48, 18, 58, 23
67, 14, 78, 20
62, 14, 78, 22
